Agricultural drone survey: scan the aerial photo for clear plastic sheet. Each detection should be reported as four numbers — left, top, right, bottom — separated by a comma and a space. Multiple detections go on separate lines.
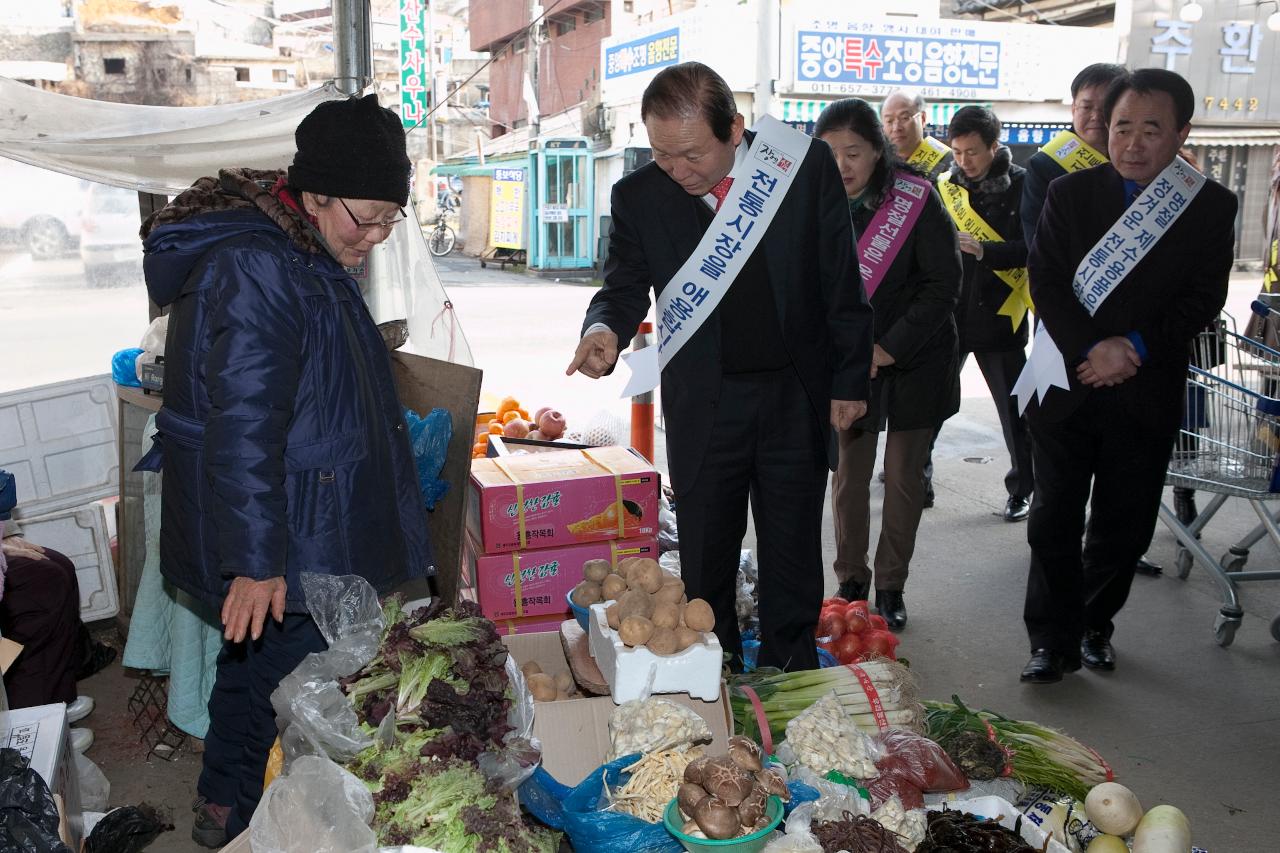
248, 755, 377, 853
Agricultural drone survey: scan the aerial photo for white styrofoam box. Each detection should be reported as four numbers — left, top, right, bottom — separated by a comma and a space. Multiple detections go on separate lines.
16, 501, 120, 622
1, 702, 84, 849
587, 601, 722, 704
950, 796, 1071, 853
0, 375, 118, 518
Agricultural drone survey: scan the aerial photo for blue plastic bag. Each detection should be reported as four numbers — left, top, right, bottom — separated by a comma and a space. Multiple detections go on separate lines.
403, 407, 452, 510
111, 348, 144, 387
519, 755, 682, 853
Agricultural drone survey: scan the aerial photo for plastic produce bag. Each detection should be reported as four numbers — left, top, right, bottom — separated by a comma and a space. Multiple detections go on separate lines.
270, 574, 386, 765
403, 407, 452, 510
138, 316, 168, 356
111, 348, 144, 387
607, 698, 712, 760
518, 756, 682, 853
874, 729, 968, 793
83, 804, 172, 853
761, 801, 823, 853
73, 754, 110, 813
0, 747, 70, 853
249, 755, 377, 853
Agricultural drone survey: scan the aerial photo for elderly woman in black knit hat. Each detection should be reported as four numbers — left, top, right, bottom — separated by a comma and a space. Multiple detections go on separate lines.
139, 94, 433, 847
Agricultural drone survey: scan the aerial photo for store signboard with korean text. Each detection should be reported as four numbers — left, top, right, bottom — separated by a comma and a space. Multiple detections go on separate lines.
490, 168, 526, 251
605, 28, 679, 81
399, 0, 428, 128
781, 13, 1115, 102
1126, 0, 1280, 123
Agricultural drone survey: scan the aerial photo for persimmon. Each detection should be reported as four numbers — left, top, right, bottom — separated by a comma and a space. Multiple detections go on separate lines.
497, 396, 520, 415
487, 422, 504, 435
502, 411, 522, 424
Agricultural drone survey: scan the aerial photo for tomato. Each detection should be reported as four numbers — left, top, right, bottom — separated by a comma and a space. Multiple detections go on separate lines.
861, 629, 898, 659
817, 610, 845, 640
868, 614, 888, 631
833, 632, 863, 664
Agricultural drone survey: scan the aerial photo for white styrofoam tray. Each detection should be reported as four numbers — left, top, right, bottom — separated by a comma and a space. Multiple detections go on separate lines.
16, 500, 120, 622
587, 601, 722, 704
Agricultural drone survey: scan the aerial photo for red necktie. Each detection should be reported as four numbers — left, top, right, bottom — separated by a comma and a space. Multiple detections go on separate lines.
710, 176, 734, 211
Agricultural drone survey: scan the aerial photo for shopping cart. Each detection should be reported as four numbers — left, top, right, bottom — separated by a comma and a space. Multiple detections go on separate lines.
1161, 319, 1280, 646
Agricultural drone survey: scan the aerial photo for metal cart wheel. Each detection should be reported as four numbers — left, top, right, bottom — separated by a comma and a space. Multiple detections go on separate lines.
1213, 612, 1241, 647
1270, 614, 1280, 643
1220, 551, 1248, 573
1175, 546, 1194, 579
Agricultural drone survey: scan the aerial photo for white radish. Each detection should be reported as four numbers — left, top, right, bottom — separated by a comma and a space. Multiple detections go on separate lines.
1085, 782, 1144, 836
1132, 804, 1191, 853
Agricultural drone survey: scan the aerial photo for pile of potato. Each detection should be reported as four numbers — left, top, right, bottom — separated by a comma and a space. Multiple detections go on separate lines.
676, 736, 790, 839
570, 557, 716, 655
520, 661, 580, 703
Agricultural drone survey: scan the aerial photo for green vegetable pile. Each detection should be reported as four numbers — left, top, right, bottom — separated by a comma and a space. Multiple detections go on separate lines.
339, 596, 558, 852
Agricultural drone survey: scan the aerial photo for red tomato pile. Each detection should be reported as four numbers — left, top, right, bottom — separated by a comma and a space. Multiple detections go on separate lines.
816, 597, 901, 664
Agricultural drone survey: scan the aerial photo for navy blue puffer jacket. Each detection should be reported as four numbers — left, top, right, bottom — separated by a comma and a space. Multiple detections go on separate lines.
140, 169, 432, 612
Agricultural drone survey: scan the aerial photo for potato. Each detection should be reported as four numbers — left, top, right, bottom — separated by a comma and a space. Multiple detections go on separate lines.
553, 671, 574, 693
684, 598, 715, 632
655, 580, 685, 606
601, 573, 628, 601
571, 580, 602, 607
617, 588, 655, 621
648, 626, 679, 655
651, 602, 680, 630
582, 558, 610, 583
618, 616, 655, 647
527, 673, 557, 702
555, 689, 570, 701
520, 661, 543, 680
617, 556, 643, 579
627, 558, 664, 593
606, 602, 621, 630
675, 626, 702, 651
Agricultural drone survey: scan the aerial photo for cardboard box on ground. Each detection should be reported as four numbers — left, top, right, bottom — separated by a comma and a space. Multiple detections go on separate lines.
0, 702, 84, 851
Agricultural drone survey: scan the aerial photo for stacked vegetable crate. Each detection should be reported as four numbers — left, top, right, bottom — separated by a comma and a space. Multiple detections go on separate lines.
463, 446, 661, 635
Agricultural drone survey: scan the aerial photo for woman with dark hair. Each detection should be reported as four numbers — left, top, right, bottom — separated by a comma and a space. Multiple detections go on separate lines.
816, 98, 963, 629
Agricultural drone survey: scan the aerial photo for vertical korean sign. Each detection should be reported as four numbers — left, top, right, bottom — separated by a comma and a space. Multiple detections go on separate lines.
490, 168, 526, 250
399, 0, 428, 129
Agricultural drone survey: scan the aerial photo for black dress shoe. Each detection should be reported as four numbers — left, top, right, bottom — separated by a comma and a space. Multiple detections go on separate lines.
1080, 630, 1116, 670
837, 579, 870, 602
1134, 555, 1163, 577
1020, 648, 1082, 683
1003, 495, 1031, 522
922, 482, 935, 509
875, 590, 907, 630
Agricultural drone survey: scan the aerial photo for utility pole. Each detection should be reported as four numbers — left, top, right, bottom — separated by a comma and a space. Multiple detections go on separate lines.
530, 0, 541, 142
755, 0, 779, 123
332, 0, 372, 96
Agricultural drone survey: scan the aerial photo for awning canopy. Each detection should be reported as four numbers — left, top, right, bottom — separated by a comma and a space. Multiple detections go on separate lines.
0, 76, 343, 194
779, 98, 987, 127
1188, 126, 1280, 147
431, 156, 527, 177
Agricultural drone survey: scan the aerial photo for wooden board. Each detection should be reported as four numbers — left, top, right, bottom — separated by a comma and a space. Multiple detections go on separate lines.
559, 619, 610, 696
389, 351, 483, 609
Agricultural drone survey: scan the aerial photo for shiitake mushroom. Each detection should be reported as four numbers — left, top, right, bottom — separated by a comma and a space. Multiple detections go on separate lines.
680, 820, 707, 840
677, 782, 708, 818
683, 755, 711, 785
737, 784, 767, 827
755, 767, 790, 802
701, 757, 755, 808
692, 795, 739, 840
727, 735, 763, 772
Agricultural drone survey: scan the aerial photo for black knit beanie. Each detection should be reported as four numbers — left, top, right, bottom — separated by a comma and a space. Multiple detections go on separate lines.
289, 93, 411, 206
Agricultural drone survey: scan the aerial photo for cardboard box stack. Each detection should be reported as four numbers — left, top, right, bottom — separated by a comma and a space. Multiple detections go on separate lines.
464, 446, 661, 635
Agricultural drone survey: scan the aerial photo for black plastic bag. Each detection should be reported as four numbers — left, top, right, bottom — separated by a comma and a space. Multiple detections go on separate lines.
84, 805, 173, 853
0, 747, 71, 853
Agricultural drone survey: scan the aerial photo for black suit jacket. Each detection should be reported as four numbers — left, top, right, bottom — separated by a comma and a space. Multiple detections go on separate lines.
582, 132, 874, 492
1028, 163, 1237, 424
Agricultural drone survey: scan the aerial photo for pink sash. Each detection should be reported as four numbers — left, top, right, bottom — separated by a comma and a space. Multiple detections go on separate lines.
856, 171, 932, 299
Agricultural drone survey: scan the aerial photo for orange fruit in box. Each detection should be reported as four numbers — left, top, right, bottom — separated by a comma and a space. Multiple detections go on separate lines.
497, 396, 521, 416
502, 411, 522, 424
488, 423, 504, 435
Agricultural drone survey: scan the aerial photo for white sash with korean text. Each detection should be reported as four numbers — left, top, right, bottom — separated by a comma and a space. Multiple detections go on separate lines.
619, 116, 811, 397
1012, 157, 1206, 413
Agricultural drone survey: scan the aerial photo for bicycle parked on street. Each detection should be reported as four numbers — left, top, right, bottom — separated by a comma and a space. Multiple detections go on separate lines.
427, 212, 456, 257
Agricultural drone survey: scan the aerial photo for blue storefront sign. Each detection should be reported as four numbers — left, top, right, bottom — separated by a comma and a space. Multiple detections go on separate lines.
605, 28, 680, 79
796, 29, 1001, 92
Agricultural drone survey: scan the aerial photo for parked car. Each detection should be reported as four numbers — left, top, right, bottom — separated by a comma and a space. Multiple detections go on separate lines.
0, 159, 84, 258
79, 183, 144, 286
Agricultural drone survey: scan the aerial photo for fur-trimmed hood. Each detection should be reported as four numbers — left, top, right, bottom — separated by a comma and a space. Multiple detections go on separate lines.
949, 145, 1015, 195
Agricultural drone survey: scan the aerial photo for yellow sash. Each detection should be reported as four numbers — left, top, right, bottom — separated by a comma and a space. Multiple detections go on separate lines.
1040, 130, 1108, 174
1265, 239, 1278, 292
937, 172, 1032, 330
906, 136, 950, 173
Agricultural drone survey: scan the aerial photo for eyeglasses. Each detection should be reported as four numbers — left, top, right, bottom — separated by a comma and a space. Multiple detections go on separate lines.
337, 198, 406, 233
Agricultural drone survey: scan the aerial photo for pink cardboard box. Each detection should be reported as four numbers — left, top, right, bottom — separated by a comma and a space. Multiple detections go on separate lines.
470, 535, 659, 621
467, 446, 661, 554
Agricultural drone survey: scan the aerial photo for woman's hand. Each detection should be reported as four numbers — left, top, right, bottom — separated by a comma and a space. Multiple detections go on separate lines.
870, 344, 896, 379
0, 537, 45, 562
221, 576, 288, 643
957, 232, 984, 260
